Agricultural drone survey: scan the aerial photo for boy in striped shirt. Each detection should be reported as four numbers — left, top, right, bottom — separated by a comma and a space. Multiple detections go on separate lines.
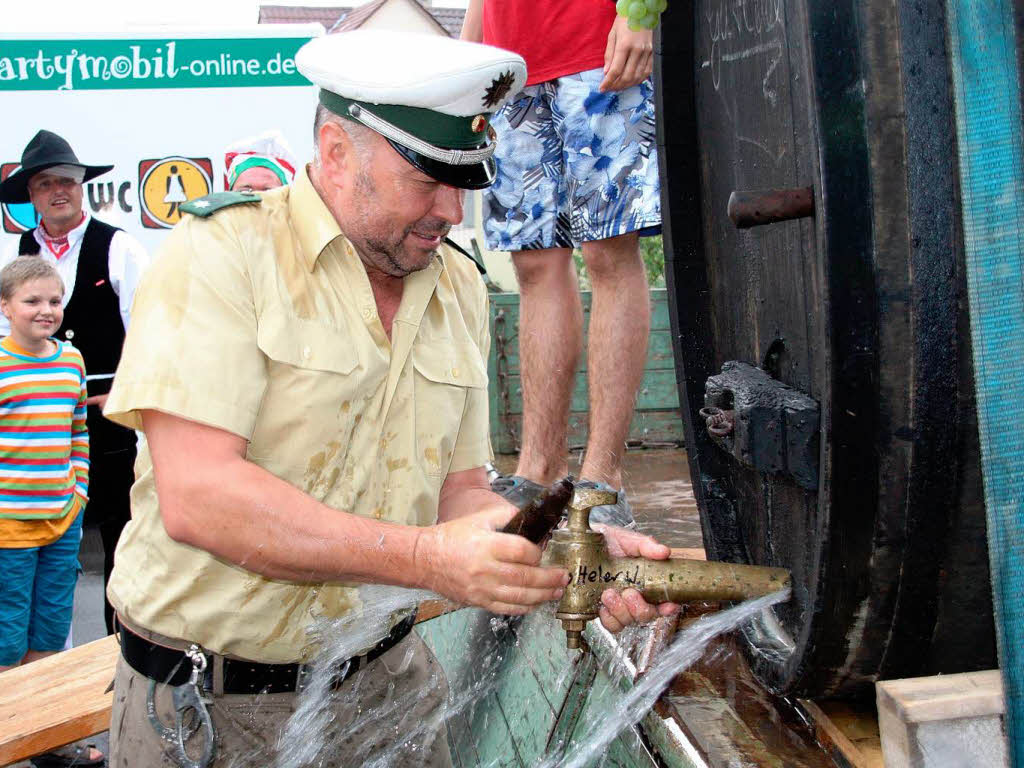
0, 256, 89, 674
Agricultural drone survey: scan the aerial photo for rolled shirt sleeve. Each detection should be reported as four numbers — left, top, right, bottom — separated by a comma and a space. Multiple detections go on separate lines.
104, 214, 268, 438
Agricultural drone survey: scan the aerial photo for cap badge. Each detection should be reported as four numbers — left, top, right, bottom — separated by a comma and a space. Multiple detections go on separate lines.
482, 71, 516, 108
471, 115, 487, 133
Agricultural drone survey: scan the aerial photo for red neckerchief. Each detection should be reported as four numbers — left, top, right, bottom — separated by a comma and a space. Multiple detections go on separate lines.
40, 213, 86, 260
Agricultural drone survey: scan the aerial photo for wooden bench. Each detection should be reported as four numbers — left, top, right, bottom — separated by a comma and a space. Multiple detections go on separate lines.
0, 635, 118, 766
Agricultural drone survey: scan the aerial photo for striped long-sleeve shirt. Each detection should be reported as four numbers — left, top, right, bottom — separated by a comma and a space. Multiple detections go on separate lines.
0, 338, 89, 548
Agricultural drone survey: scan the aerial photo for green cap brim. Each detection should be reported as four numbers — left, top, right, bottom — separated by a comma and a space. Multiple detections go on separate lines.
319, 90, 492, 150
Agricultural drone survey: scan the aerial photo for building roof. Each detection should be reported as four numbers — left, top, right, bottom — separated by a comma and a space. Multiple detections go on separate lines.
428, 7, 466, 37
258, 5, 349, 28
259, 3, 465, 37
330, 0, 443, 35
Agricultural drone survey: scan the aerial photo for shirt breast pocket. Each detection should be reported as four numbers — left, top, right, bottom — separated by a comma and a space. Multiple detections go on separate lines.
412, 339, 487, 478
251, 313, 362, 463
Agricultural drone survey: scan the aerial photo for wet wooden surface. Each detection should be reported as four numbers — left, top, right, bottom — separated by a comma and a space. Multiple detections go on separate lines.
799, 700, 884, 768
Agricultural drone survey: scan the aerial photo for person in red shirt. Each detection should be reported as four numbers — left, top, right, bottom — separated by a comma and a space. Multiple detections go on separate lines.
463, 0, 662, 528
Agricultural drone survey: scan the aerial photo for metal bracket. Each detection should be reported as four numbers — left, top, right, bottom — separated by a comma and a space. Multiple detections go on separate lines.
701, 361, 820, 491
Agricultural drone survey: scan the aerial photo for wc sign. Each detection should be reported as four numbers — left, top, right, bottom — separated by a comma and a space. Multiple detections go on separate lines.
0, 26, 319, 254
138, 157, 213, 229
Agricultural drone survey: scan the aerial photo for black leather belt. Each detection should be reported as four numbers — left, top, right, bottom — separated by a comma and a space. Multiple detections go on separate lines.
119, 613, 416, 694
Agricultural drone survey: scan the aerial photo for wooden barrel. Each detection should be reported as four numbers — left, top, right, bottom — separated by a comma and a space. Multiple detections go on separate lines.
655, 0, 997, 698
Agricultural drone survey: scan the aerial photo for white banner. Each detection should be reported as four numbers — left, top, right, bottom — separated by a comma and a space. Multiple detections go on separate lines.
0, 26, 322, 255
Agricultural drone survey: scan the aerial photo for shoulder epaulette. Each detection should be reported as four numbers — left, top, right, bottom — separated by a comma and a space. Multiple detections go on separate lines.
443, 237, 487, 276
180, 191, 261, 218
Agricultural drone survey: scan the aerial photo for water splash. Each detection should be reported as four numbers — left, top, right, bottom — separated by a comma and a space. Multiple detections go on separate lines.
274, 584, 790, 768
274, 587, 536, 768
274, 585, 433, 768
539, 588, 791, 768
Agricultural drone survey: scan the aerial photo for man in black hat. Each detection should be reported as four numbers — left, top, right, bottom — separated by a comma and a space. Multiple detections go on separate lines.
0, 129, 150, 636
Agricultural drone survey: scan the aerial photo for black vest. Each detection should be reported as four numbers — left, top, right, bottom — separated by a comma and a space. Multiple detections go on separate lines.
20, 219, 135, 451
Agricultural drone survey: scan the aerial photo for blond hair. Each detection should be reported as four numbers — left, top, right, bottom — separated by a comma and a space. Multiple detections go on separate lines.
0, 256, 64, 301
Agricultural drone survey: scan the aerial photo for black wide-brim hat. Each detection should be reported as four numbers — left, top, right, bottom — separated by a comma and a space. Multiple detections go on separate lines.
0, 129, 113, 204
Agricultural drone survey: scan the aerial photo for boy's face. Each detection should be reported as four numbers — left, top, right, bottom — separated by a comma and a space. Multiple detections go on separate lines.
0, 277, 64, 347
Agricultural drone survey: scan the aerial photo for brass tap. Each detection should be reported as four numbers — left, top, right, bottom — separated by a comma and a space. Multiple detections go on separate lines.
541, 487, 792, 649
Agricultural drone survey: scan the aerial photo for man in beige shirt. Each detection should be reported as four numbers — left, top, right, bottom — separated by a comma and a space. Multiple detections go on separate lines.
103, 32, 676, 767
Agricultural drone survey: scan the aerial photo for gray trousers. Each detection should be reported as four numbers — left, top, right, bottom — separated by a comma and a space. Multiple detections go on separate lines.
109, 632, 453, 768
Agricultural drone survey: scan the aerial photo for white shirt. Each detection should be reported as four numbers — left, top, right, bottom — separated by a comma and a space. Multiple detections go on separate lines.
0, 212, 150, 335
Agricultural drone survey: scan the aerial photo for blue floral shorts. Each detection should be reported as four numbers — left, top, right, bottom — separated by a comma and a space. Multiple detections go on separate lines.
483, 68, 662, 252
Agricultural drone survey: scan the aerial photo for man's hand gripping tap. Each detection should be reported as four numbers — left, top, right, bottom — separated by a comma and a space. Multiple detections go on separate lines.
415, 475, 678, 634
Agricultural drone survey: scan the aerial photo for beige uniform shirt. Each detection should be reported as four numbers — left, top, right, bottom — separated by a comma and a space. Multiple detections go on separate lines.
105, 167, 491, 662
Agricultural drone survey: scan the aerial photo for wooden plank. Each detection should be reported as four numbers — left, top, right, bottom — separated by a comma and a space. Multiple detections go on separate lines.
798, 699, 883, 768
0, 635, 118, 764
605, 726, 661, 767
494, 629, 558, 760
414, 598, 460, 624
874, 672, 1008, 768
659, 624, 835, 768
470, 692, 524, 768
417, 609, 524, 767
874, 670, 1004, 723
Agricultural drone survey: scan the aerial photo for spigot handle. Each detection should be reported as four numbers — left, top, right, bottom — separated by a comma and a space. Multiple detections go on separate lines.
567, 487, 618, 532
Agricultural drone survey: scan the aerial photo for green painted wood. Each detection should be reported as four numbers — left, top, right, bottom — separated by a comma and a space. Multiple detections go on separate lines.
416, 611, 522, 767
560, 652, 659, 768
499, 369, 680, 415
417, 608, 673, 767
494, 639, 557, 759
488, 289, 685, 453
607, 728, 661, 768
493, 410, 686, 455
488, 290, 674, 332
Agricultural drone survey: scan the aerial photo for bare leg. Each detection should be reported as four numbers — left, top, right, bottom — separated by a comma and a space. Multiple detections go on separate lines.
0, 648, 59, 672
511, 248, 583, 484
21, 649, 58, 664
580, 233, 649, 489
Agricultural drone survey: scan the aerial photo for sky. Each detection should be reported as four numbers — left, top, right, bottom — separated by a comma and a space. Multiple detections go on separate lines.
2, 0, 467, 31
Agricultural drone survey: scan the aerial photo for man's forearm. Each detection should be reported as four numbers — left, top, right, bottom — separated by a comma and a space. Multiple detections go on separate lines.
460, 0, 484, 42
155, 449, 427, 586
437, 465, 509, 522
142, 412, 566, 614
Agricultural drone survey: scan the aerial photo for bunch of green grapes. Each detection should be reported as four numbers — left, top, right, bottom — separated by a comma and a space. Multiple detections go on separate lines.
615, 0, 667, 30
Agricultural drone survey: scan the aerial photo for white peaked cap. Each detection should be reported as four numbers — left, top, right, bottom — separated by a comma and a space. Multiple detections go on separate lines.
295, 30, 527, 117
